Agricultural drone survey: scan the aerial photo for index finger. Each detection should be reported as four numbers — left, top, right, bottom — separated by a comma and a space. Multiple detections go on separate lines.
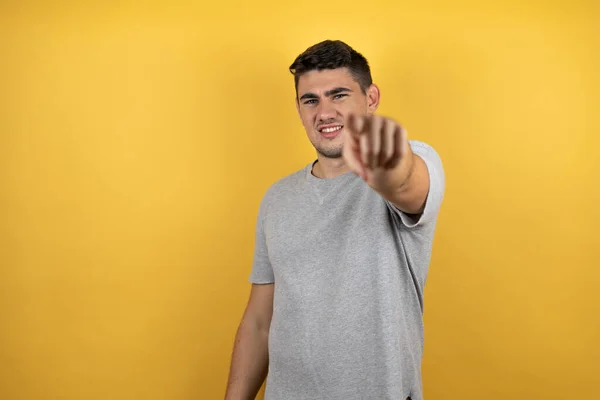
346, 114, 365, 138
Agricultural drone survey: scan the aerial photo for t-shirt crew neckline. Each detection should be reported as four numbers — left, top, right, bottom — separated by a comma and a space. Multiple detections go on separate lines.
304, 160, 358, 205
304, 160, 356, 186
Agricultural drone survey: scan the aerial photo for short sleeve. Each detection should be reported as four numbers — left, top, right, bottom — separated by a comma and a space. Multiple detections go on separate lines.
248, 195, 275, 284
388, 140, 446, 228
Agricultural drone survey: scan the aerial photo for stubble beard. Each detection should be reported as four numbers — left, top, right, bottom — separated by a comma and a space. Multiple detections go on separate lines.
312, 130, 344, 159
316, 144, 343, 159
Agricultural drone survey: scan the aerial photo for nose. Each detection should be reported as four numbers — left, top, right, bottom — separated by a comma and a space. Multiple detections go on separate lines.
317, 100, 337, 122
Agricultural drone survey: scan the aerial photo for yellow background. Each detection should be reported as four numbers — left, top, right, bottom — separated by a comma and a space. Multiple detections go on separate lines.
1, 1, 598, 399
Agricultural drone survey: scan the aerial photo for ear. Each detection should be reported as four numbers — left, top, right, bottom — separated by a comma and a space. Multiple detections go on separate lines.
366, 84, 380, 114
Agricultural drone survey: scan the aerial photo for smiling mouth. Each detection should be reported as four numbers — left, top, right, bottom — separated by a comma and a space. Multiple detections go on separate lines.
319, 125, 343, 134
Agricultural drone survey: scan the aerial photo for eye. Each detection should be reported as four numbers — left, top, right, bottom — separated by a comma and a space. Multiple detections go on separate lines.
333, 93, 347, 100
303, 99, 318, 105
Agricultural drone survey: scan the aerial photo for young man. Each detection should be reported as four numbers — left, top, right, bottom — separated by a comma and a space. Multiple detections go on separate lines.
225, 40, 445, 400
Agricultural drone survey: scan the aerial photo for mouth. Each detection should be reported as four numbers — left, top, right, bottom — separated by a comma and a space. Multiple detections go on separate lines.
318, 124, 343, 138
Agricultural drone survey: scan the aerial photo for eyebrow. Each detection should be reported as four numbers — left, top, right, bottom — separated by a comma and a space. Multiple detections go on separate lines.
299, 87, 353, 101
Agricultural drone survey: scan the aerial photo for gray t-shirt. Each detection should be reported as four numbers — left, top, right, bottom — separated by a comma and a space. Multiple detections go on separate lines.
249, 140, 445, 400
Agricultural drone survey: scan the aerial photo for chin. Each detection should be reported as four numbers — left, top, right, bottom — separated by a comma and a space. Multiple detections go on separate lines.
317, 146, 343, 159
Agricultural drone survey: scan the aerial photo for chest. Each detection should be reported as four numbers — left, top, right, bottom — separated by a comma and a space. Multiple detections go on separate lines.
262, 188, 400, 284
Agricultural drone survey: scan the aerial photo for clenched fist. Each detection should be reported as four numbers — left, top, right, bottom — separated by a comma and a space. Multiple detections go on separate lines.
342, 114, 412, 185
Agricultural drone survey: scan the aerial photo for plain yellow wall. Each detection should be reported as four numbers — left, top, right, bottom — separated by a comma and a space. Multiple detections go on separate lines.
1, 1, 598, 399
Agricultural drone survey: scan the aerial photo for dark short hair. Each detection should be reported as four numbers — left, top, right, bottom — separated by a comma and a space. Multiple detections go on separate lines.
289, 40, 373, 96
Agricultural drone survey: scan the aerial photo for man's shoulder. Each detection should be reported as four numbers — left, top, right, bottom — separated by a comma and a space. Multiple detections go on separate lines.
268, 163, 309, 192
408, 140, 445, 179
409, 139, 439, 155
258, 163, 311, 207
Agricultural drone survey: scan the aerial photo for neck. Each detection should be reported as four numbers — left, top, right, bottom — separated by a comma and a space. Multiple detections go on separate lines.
312, 155, 351, 179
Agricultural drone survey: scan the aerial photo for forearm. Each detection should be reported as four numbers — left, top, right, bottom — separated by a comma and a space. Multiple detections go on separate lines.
375, 152, 429, 215
224, 320, 270, 400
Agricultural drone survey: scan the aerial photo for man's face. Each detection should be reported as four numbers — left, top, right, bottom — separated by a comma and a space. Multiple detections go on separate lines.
295, 68, 379, 159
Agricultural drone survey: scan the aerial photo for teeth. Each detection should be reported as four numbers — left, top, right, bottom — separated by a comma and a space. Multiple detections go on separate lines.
322, 126, 342, 133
